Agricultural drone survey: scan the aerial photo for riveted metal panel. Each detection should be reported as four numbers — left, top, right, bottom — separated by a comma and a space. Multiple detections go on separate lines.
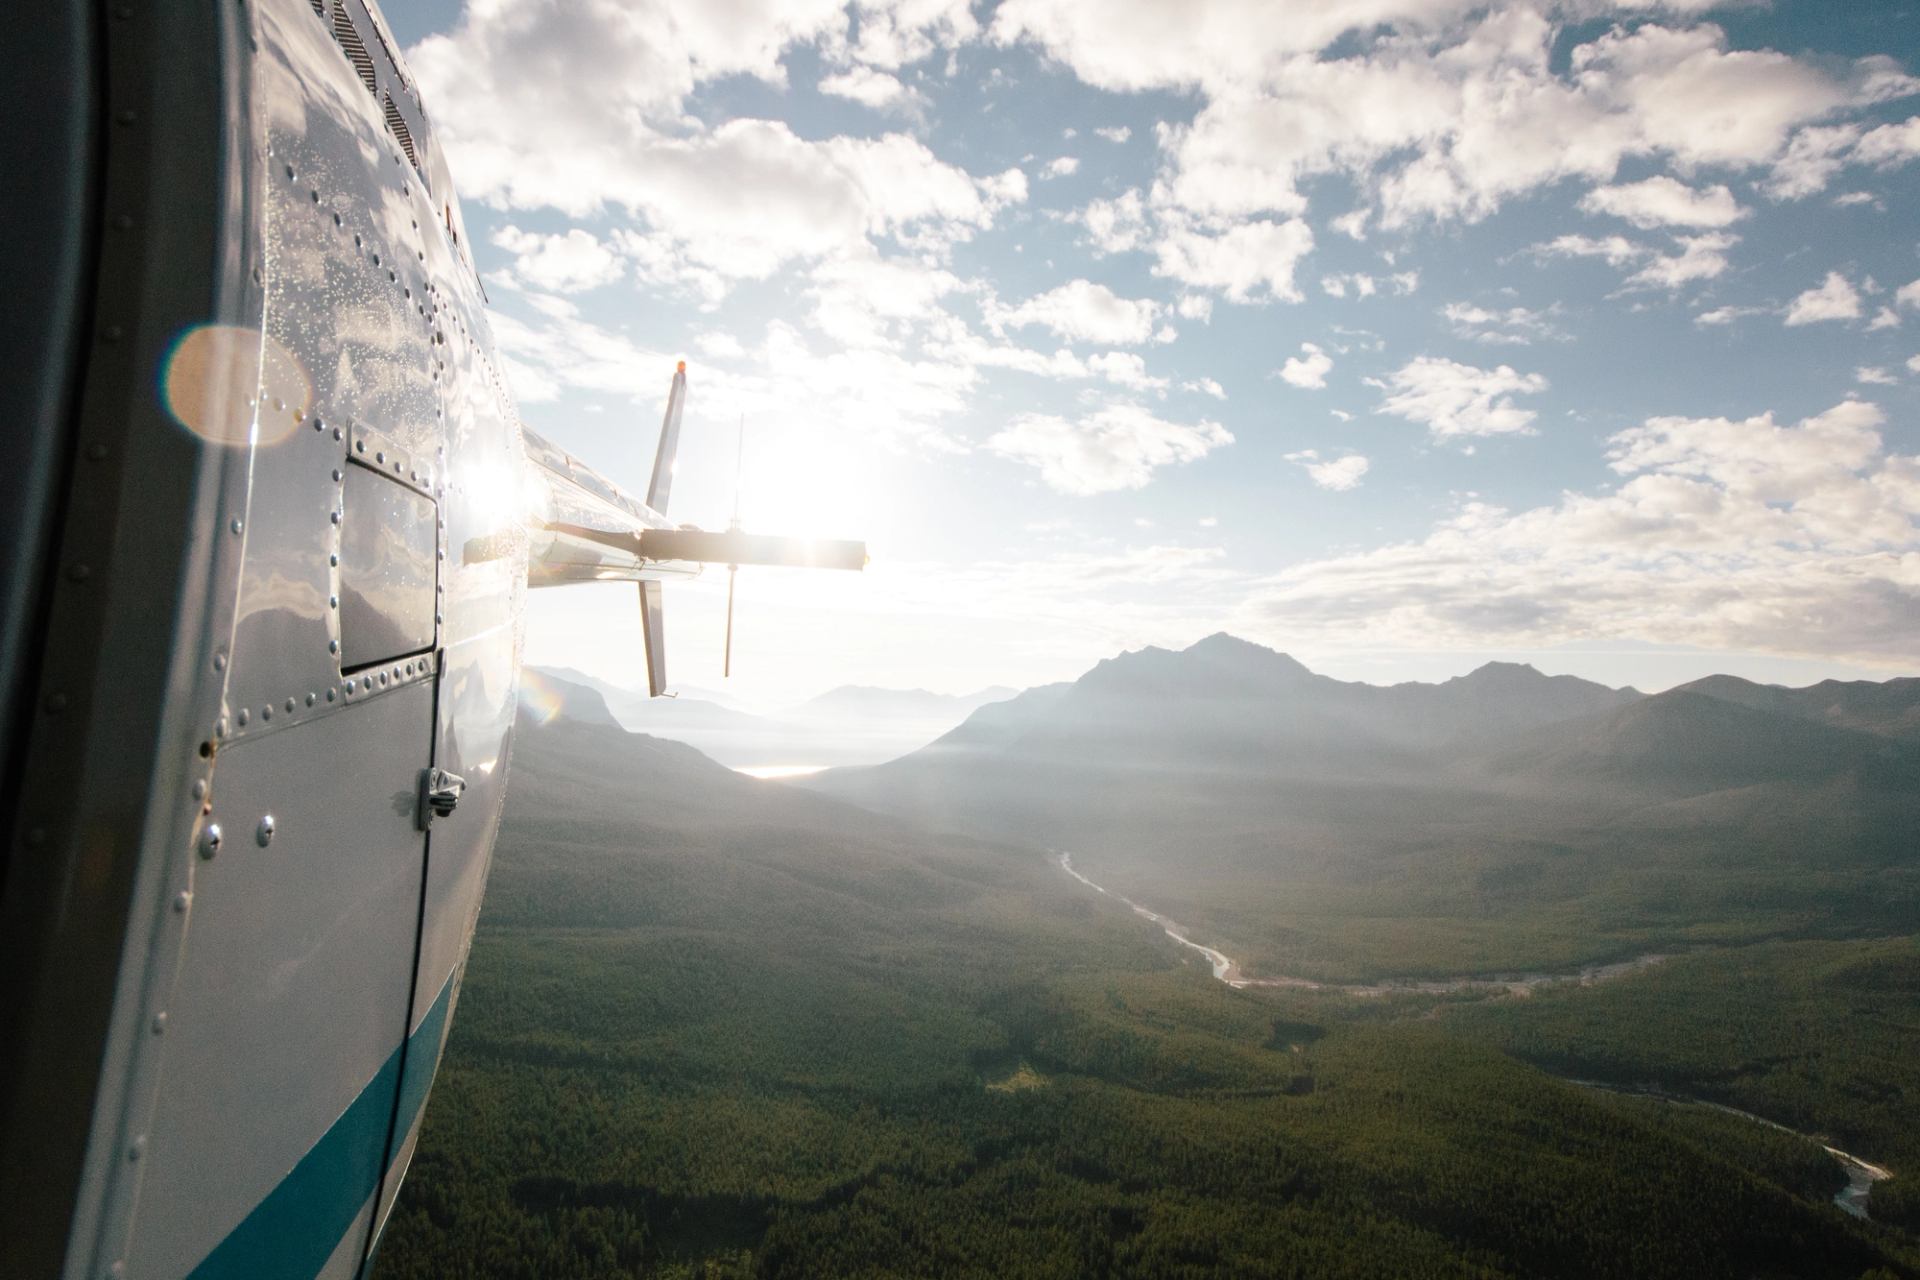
124, 684, 430, 1279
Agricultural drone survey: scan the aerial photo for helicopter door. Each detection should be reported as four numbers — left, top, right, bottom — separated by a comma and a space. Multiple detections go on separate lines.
121, 450, 441, 1280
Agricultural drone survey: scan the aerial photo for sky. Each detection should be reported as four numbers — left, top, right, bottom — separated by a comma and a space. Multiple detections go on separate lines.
385, 0, 1920, 702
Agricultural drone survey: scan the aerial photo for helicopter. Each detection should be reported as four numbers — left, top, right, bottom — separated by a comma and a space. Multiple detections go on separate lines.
0, 2, 862, 1277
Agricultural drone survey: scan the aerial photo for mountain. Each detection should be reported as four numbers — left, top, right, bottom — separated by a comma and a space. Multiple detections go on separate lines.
802, 634, 1920, 982
1672, 673, 1920, 742
515, 669, 621, 728
528, 666, 1020, 770
796, 684, 1017, 719
1488, 687, 1914, 801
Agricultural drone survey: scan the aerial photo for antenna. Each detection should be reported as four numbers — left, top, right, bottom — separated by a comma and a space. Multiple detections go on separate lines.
723, 416, 742, 678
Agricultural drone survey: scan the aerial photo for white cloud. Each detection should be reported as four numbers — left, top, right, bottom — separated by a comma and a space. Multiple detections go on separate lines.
1088, 350, 1170, 392
409, 2, 1021, 294
819, 66, 917, 110
1183, 376, 1227, 399
1285, 450, 1371, 491
1854, 114, 1920, 168
1248, 400, 1920, 664
1897, 279, 1920, 310
1175, 294, 1214, 322
491, 226, 625, 292
1076, 189, 1149, 254
1624, 232, 1738, 290
1041, 155, 1081, 179
1442, 301, 1564, 344
1530, 233, 1645, 267
1783, 271, 1863, 325
1023, 9, 1917, 231
1579, 175, 1746, 228
1280, 342, 1334, 389
1372, 357, 1547, 439
1762, 124, 1862, 199
1153, 217, 1314, 302
994, 278, 1163, 344
988, 403, 1233, 494
1857, 366, 1898, 385
1909, 354, 1920, 374
1331, 209, 1371, 240
1094, 125, 1132, 142
1693, 304, 1766, 326
1868, 306, 1902, 331
1322, 273, 1378, 299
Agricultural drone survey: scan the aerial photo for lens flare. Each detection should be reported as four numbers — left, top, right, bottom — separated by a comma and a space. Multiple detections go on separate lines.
161, 324, 309, 446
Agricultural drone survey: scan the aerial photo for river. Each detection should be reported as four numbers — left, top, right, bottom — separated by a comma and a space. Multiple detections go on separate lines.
1052, 849, 1893, 1218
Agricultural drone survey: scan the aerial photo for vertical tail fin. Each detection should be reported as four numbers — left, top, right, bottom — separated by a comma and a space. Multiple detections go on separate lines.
638, 580, 667, 697
645, 362, 688, 514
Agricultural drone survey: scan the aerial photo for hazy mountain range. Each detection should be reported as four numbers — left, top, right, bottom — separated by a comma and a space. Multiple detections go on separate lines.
796, 633, 1920, 980
521, 665, 1016, 769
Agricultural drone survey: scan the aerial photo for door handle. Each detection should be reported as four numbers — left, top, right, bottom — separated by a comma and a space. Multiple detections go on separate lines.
416, 767, 466, 830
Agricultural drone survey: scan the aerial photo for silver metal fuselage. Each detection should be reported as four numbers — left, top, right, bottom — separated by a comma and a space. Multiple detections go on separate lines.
0, 3, 692, 1276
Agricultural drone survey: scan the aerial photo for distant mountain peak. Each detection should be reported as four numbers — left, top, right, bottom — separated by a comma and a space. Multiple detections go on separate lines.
1459, 660, 1547, 683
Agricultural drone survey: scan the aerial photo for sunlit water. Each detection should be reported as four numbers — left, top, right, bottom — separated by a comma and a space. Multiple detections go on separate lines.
734, 764, 829, 780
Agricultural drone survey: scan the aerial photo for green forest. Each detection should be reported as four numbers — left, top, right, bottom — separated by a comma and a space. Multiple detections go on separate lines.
374, 716, 1919, 1278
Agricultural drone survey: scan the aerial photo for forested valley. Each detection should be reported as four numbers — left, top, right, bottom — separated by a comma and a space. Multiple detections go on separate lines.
375, 675, 1920, 1279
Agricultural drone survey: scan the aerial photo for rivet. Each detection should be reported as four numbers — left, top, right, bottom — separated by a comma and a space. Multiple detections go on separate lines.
330, 511, 341, 525
305, 692, 316, 706
260, 705, 270, 721
24, 827, 46, 848
328, 639, 339, 654
309, 190, 319, 204
376, 451, 385, 464
112, 213, 133, 231
44, 692, 67, 714
151, 1011, 167, 1035
325, 689, 336, 702
434, 613, 443, 624
284, 163, 295, 180
252, 266, 262, 285
67, 563, 90, 583
328, 553, 339, 567
236, 708, 248, 726
191, 779, 206, 801
333, 426, 343, 441
86, 442, 108, 460
355, 440, 366, 453
333, 212, 343, 227
273, 397, 284, 413
314, 419, 325, 432
214, 718, 227, 737
372, 253, 380, 266
379, 673, 388, 686
405, 663, 414, 676
328, 595, 338, 608
284, 698, 296, 713
332, 469, 342, 482
256, 815, 275, 847
173, 890, 191, 913
213, 651, 226, 671
198, 824, 222, 859
127, 1137, 144, 1162
230, 518, 243, 534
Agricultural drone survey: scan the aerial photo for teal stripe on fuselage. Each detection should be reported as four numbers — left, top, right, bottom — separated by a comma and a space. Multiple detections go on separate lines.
185, 973, 455, 1280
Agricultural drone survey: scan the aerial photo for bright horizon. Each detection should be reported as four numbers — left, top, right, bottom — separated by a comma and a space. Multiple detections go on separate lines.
386, 1, 1920, 704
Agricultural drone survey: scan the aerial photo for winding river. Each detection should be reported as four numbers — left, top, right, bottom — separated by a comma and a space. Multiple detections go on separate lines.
1052, 849, 1893, 1218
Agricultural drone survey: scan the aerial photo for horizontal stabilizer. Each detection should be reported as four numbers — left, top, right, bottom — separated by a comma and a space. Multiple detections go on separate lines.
637, 529, 867, 571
